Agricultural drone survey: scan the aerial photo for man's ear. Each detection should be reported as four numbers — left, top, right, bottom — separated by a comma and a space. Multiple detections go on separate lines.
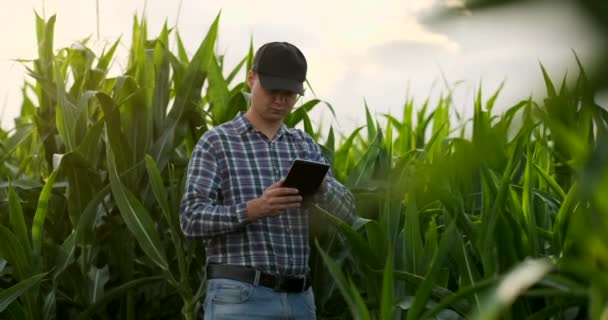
247, 71, 255, 88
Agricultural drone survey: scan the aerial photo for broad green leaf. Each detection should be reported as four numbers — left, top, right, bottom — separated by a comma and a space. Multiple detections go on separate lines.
552, 183, 579, 249
522, 148, 539, 255
106, 142, 169, 272
75, 120, 103, 168
54, 61, 79, 151
175, 30, 189, 64
314, 205, 382, 270
420, 277, 497, 319
96, 37, 121, 71
380, 251, 395, 320
315, 240, 371, 320
53, 231, 76, 280
0, 225, 31, 281
472, 259, 553, 320
404, 196, 424, 274
8, 184, 31, 252
60, 152, 99, 227
539, 63, 557, 97
146, 154, 189, 286
325, 126, 335, 153
78, 276, 163, 320
145, 155, 171, 221
151, 12, 220, 170
96, 91, 133, 172
532, 162, 566, 199
207, 55, 231, 124
0, 272, 46, 313
32, 170, 58, 257
152, 26, 171, 138
364, 101, 376, 142
88, 265, 110, 304
407, 221, 457, 320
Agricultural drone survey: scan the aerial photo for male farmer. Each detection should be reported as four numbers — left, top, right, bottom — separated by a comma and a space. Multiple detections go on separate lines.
180, 41, 356, 319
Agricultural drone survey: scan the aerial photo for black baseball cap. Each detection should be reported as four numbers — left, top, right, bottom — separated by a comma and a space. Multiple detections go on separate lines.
252, 42, 307, 95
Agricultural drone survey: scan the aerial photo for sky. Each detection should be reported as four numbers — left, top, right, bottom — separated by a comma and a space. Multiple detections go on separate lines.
0, 0, 606, 135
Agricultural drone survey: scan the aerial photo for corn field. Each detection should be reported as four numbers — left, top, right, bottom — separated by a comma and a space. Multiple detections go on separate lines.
1, 12, 607, 320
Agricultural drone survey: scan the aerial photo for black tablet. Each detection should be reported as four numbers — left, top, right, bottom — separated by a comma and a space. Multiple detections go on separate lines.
282, 159, 330, 195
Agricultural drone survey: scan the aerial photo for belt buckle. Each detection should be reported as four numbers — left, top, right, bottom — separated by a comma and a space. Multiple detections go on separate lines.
273, 275, 286, 292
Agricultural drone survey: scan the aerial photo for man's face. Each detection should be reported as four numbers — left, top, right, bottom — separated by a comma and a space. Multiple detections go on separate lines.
247, 71, 299, 122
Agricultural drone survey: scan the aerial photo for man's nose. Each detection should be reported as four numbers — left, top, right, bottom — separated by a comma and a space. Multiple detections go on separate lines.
274, 93, 288, 102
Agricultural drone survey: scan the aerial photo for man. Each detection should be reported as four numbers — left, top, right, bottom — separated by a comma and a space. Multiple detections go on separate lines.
180, 41, 356, 320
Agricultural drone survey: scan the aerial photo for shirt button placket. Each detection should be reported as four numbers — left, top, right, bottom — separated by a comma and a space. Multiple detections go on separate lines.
270, 140, 279, 180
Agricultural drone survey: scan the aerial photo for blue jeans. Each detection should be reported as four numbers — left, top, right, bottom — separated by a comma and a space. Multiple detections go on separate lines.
202, 278, 316, 320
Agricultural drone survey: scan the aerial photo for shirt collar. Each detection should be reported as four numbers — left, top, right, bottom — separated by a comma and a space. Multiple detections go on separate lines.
233, 112, 293, 138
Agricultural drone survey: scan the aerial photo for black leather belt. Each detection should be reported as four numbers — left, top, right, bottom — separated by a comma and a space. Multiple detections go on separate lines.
206, 264, 311, 293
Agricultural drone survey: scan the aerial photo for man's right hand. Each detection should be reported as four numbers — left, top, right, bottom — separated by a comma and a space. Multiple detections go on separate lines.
246, 180, 302, 221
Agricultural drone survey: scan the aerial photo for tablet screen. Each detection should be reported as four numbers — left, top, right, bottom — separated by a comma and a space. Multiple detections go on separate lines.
282, 159, 330, 195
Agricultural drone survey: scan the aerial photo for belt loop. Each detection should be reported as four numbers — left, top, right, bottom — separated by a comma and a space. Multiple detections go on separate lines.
253, 269, 261, 286
302, 276, 307, 292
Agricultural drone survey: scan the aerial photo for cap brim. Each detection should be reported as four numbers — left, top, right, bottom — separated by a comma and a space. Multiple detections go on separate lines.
258, 74, 305, 96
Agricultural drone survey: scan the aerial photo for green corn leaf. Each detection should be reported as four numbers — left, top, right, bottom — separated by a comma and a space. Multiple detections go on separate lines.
552, 183, 579, 249
325, 126, 335, 153
207, 55, 231, 124
285, 99, 322, 127
54, 61, 78, 151
60, 152, 99, 227
380, 251, 395, 320
75, 120, 103, 168
73, 184, 110, 245
532, 162, 566, 199
53, 231, 76, 281
539, 63, 557, 97
152, 25, 171, 139
404, 197, 424, 274
8, 184, 31, 252
407, 221, 458, 320
245, 37, 254, 80
107, 142, 169, 273
97, 91, 133, 176
485, 81, 505, 112
0, 225, 31, 281
315, 240, 371, 320
420, 277, 498, 319
314, 205, 381, 270
31, 170, 58, 257
151, 12, 220, 170
422, 217, 438, 271
88, 265, 110, 304
349, 278, 372, 320
96, 37, 121, 72
78, 276, 163, 320
472, 259, 553, 320
0, 272, 47, 313
523, 148, 539, 255
302, 112, 316, 139
226, 56, 246, 85
34, 14, 56, 116
364, 101, 376, 142
347, 129, 384, 187
144, 155, 171, 221
526, 301, 583, 320
175, 30, 189, 64
42, 288, 56, 320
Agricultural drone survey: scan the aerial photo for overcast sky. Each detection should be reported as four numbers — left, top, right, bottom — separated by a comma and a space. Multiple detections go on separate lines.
0, 0, 605, 134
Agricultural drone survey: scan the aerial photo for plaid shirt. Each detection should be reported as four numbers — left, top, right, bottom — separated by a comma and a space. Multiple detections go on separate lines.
180, 113, 356, 276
